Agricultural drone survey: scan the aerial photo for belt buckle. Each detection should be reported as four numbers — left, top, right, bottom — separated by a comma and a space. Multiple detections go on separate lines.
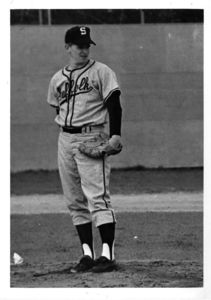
82, 126, 92, 134
81, 127, 86, 134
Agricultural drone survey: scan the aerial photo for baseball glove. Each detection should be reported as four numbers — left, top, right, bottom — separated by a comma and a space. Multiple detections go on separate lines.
78, 133, 122, 159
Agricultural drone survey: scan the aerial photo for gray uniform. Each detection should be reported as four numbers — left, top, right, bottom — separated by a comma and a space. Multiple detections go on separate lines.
47, 58, 120, 226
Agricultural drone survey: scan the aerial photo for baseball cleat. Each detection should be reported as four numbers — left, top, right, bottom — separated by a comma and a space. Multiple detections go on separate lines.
92, 256, 117, 273
70, 255, 95, 273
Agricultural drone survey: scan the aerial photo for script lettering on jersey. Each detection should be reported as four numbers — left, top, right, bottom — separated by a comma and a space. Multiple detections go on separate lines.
59, 76, 93, 102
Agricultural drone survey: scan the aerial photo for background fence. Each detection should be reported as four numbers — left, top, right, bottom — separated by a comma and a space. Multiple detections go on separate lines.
10, 9, 203, 25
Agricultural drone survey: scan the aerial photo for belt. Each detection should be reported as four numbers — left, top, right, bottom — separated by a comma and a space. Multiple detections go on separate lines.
61, 125, 103, 134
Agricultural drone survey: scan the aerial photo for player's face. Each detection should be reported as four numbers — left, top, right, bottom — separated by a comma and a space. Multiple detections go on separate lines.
66, 44, 90, 66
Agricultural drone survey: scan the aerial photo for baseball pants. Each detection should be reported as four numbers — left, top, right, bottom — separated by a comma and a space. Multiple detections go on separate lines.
58, 130, 116, 227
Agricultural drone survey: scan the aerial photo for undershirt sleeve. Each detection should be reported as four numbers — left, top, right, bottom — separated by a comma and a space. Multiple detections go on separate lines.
104, 90, 122, 137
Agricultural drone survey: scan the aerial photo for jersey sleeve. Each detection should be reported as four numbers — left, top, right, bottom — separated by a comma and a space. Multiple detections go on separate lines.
98, 65, 120, 103
47, 75, 59, 108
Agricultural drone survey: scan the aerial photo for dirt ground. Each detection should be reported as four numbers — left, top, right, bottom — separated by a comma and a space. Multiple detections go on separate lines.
11, 192, 203, 214
11, 260, 202, 288
10, 212, 203, 288
10, 169, 203, 288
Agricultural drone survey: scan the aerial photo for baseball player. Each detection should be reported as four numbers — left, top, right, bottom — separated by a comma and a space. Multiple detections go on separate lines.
47, 26, 122, 273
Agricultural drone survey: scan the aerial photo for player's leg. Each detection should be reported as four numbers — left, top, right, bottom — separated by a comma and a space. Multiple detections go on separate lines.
58, 132, 95, 271
75, 148, 117, 272
92, 221, 117, 273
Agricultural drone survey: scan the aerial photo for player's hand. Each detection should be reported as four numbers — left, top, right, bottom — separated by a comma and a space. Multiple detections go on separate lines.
109, 135, 122, 150
78, 133, 122, 158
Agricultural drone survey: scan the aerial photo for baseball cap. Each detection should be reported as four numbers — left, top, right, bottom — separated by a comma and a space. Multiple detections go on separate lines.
65, 26, 96, 46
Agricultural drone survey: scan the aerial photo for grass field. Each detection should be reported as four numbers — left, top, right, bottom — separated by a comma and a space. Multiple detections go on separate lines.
11, 168, 203, 195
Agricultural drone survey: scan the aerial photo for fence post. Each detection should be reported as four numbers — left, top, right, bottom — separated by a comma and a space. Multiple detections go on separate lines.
38, 9, 43, 25
47, 9, 51, 25
140, 9, 145, 24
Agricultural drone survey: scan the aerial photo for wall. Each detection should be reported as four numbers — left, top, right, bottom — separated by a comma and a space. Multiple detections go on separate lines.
11, 24, 203, 171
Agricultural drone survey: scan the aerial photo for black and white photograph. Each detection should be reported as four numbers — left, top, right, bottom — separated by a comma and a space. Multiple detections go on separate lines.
3, 1, 209, 298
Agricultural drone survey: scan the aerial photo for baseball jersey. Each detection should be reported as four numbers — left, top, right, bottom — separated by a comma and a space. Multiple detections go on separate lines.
47, 59, 120, 127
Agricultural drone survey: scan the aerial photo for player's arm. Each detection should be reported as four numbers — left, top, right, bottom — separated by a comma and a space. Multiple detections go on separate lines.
98, 64, 122, 147
104, 90, 122, 148
48, 104, 59, 115
47, 76, 60, 115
